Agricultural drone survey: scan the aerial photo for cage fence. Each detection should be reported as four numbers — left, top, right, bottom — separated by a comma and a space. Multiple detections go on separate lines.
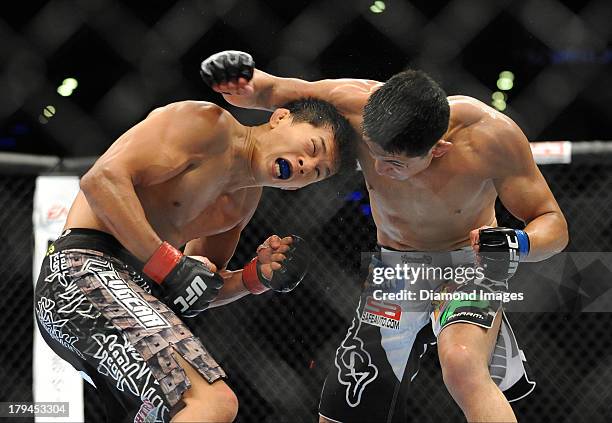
2, 0, 612, 421
0, 141, 611, 422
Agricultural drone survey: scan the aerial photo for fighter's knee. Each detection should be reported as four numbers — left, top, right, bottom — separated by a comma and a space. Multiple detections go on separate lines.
202, 383, 239, 422
176, 382, 238, 422
439, 343, 488, 393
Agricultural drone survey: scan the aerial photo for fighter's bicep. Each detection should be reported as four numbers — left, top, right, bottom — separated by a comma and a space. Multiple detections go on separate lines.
485, 119, 558, 222
495, 168, 560, 224
116, 145, 194, 186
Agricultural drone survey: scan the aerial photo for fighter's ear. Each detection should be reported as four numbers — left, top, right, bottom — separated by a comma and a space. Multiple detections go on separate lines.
269, 108, 291, 128
431, 139, 452, 158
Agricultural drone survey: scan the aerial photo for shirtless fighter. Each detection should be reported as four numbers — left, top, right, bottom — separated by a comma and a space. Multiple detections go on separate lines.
201, 51, 569, 422
34, 97, 355, 422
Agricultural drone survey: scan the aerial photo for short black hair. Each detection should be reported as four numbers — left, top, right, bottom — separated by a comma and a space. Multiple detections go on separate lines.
282, 98, 357, 175
363, 70, 450, 157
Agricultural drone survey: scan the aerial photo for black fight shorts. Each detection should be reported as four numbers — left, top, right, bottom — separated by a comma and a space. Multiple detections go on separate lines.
34, 229, 226, 422
319, 248, 535, 423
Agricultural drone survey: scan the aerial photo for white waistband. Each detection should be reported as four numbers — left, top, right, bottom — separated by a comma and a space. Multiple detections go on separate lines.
379, 246, 475, 268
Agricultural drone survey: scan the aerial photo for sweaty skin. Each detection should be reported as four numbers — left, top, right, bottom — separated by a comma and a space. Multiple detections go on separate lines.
216, 71, 569, 260
66, 100, 336, 306
214, 70, 569, 423
62, 99, 347, 423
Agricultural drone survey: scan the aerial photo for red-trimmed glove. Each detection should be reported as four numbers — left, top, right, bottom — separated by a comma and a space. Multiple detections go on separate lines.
143, 242, 223, 317
241, 235, 310, 294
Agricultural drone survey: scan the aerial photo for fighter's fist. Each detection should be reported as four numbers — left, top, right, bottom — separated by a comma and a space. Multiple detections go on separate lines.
143, 242, 224, 317
242, 235, 311, 294
256, 235, 293, 280
200, 50, 255, 95
472, 227, 530, 282
469, 225, 493, 253
190, 255, 218, 273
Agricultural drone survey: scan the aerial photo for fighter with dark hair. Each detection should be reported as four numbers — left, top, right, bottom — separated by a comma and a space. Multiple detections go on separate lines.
363, 69, 450, 155
201, 51, 568, 423
34, 97, 356, 422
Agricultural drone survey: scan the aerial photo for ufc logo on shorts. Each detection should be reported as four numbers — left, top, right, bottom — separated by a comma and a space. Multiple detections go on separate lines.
173, 276, 208, 312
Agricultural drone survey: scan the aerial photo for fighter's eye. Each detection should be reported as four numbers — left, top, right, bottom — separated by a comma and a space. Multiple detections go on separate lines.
311, 139, 317, 155
315, 167, 320, 178
386, 160, 404, 167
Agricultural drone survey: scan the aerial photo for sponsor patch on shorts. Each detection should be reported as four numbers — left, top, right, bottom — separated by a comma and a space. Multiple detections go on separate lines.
84, 257, 170, 329
360, 297, 401, 330
134, 399, 159, 423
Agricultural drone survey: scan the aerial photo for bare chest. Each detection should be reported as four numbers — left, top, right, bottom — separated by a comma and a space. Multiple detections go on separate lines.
182, 191, 252, 237
361, 158, 497, 248
138, 162, 255, 241
368, 172, 491, 218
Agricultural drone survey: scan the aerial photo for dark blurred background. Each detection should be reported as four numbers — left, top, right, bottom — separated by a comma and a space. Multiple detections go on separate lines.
1, 0, 612, 422
2, 0, 612, 156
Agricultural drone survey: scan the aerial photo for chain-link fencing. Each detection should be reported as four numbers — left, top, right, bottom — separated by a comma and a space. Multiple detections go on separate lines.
2, 0, 612, 422
1, 151, 611, 422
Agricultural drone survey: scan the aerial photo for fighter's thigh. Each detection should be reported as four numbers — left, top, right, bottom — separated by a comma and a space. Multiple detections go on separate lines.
437, 311, 503, 370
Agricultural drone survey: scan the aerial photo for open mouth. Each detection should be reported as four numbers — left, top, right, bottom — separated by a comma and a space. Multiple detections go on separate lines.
274, 158, 292, 180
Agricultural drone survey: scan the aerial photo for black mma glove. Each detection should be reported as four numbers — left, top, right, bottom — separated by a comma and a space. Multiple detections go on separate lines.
200, 50, 255, 88
477, 227, 530, 282
242, 235, 311, 294
143, 242, 223, 317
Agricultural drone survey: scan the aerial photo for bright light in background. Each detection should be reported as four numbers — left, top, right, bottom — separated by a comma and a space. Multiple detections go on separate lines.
491, 91, 506, 101
493, 71, 514, 111
39, 105, 56, 124
63, 78, 78, 90
370, 1, 386, 13
496, 70, 514, 91
42, 105, 56, 118
491, 91, 507, 111
57, 77, 78, 97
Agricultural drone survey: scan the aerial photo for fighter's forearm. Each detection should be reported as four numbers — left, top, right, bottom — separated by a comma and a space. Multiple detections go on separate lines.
250, 69, 283, 110
207, 269, 251, 308
523, 211, 569, 262
222, 69, 309, 111
80, 168, 162, 262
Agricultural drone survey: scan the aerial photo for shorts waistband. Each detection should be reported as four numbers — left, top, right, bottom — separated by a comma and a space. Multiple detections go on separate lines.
52, 228, 143, 270
377, 245, 474, 268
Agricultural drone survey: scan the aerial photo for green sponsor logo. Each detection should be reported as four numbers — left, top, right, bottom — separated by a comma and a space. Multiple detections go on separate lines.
440, 299, 489, 326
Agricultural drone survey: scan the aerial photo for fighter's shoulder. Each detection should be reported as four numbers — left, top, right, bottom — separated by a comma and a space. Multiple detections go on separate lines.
149, 101, 236, 148
451, 96, 527, 156
149, 100, 232, 127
